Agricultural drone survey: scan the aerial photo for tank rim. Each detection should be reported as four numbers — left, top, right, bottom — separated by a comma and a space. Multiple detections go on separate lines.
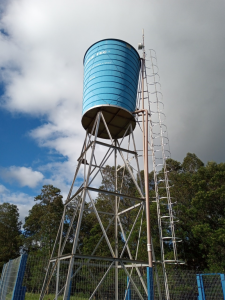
81, 104, 137, 139
83, 38, 141, 64
82, 103, 136, 118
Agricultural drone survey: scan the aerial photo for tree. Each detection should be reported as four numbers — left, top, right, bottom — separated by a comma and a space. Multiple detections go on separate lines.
164, 153, 206, 268
23, 185, 64, 256
0, 203, 22, 272
166, 153, 225, 271
21, 155, 225, 272
190, 161, 225, 272
182, 152, 204, 173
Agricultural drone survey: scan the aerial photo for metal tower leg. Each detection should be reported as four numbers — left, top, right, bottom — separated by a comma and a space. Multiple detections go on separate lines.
115, 139, 118, 300
63, 113, 101, 300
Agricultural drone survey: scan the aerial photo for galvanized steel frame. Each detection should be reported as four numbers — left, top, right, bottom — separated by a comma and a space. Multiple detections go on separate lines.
39, 111, 150, 300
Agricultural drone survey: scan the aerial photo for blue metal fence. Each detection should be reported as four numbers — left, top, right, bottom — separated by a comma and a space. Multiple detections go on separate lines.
197, 273, 225, 300
0, 254, 27, 300
12, 254, 27, 300
1, 254, 225, 299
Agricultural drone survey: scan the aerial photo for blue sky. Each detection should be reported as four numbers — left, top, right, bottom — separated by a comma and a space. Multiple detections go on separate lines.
0, 0, 225, 224
0, 107, 65, 190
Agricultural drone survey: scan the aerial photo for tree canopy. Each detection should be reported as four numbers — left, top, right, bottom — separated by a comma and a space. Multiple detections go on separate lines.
0, 203, 22, 272
23, 185, 64, 256
167, 154, 225, 271
1, 153, 225, 273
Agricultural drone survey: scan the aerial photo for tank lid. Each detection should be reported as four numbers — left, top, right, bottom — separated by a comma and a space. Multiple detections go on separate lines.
83, 38, 141, 64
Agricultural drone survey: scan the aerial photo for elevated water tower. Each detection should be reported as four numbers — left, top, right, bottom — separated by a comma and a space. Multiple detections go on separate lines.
40, 37, 181, 300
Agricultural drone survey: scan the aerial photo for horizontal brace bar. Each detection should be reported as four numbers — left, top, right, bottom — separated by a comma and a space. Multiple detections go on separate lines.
50, 254, 148, 265
117, 264, 149, 268
96, 141, 137, 155
161, 216, 178, 219
164, 260, 185, 264
84, 208, 114, 216
161, 221, 179, 224
87, 187, 145, 202
162, 237, 181, 240
150, 196, 175, 199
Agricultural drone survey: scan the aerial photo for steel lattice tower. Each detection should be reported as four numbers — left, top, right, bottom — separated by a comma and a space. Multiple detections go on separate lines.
40, 35, 182, 300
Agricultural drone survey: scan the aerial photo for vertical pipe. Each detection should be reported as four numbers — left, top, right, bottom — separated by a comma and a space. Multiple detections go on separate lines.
135, 41, 154, 296
115, 139, 118, 300
144, 110, 154, 300
141, 41, 145, 172
139, 30, 154, 299
140, 29, 153, 267
144, 111, 152, 268
134, 113, 154, 296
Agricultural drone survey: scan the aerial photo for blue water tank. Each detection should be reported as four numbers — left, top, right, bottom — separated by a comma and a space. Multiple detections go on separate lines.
82, 39, 140, 139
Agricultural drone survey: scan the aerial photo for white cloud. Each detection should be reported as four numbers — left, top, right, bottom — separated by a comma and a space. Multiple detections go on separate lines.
0, 0, 224, 245
0, 184, 34, 224
0, 0, 224, 224
0, 0, 83, 115
29, 100, 84, 163
0, 0, 224, 168
0, 166, 44, 188
0, 184, 8, 193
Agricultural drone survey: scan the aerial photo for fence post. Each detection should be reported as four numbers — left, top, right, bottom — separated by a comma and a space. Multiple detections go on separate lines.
220, 274, 225, 300
66, 274, 73, 300
125, 276, 131, 300
196, 274, 205, 300
147, 267, 154, 300
12, 254, 28, 300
